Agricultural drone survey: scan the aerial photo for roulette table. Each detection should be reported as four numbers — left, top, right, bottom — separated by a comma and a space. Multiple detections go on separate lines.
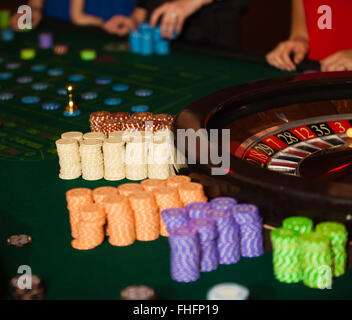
1, 20, 352, 300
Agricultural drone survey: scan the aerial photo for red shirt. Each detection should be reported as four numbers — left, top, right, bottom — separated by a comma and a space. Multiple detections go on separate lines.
304, 0, 352, 61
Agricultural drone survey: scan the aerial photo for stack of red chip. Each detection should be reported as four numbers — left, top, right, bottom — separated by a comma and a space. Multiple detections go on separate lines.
89, 111, 111, 132
53, 44, 68, 55
121, 118, 143, 131
101, 118, 121, 136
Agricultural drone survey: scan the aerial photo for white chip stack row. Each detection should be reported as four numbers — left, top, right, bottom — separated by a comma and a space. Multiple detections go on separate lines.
125, 137, 148, 181
56, 139, 81, 180
148, 138, 171, 179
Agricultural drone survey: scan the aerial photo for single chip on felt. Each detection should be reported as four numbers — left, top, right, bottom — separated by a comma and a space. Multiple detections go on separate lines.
96, 77, 112, 85
17, 76, 33, 84
21, 96, 40, 104
81, 92, 98, 100
42, 102, 60, 110
0, 93, 14, 100
131, 105, 149, 113
31, 64, 46, 72
80, 49, 97, 61
120, 285, 156, 300
48, 68, 63, 76
104, 97, 122, 106
113, 84, 129, 92
0, 72, 13, 80
68, 74, 84, 82
7, 234, 32, 247
20, 48, 36, 60
53, 44, 68, 55
6, 62, 20, 70
135, 89, 153, 97
57, 88, 67, 95
32, 83, 48, 91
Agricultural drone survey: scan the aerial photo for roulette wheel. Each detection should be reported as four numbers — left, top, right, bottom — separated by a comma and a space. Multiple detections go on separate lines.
174, 71, 352, 265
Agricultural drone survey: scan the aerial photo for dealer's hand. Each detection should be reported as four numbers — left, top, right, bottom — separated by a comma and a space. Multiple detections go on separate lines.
266, 39, 309, 71
321, 50, 352, 72
103, 15, 137, 36
72, 13, 104, 27
150, 0, 212, 39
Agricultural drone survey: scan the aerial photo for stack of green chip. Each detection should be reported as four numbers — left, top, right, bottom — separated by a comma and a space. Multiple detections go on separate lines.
299, 232, 333, 289
283, 216, 313, 234
80, 49, 97, 61
271, 228, 301, 283
315, 222, 348, 277
0, 10, 10, 30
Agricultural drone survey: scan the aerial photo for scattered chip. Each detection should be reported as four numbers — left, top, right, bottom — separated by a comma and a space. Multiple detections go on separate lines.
48, 68, 63, 76
96, 77, 112, 85
81, 92, 98, 100
53, 44, 68, 55
135, 89, 153, 97
0, 72, 13, 80
80, 49, 97, 61
57, 88, 67, 95
6, 62, 20, 70
31, 64, 46, 72
16, 76, 33, 84
104, 97, 122, 106
131, 105, 149, 112
0, 93, 14, 100
32, 83, 48, 91
68, 74, 84, 82
6, 234, 32, 247
206, 283, 249, 300
42, 102, 60, 110
113, 84, 129, 92
120, 285, 156, 300
21, 96, 40, 104
20, 48, 36, 60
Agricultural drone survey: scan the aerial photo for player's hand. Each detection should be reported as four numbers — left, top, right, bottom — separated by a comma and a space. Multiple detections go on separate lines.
150, 0, 209, 39
72, 14, 104, 27
11, 9, 42, 31
320, 50, 352, 72
103, 15, 137, 36
266, 39, 309, 71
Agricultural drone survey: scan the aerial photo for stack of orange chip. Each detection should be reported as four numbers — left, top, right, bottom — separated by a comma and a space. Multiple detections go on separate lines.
66, 188, 93, 238
102, 195, 136, 246
178, 182, 207, 205
92, 186, 118, 203
153, 187, 183, 237
71, 203, 106, 250
128, 192, 160, 241
117, 183, 144, 197
140, 179, 166, 192
166, 175, 191, 189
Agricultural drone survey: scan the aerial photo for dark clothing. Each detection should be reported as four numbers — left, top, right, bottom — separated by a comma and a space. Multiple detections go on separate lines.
137, 0, 247, 51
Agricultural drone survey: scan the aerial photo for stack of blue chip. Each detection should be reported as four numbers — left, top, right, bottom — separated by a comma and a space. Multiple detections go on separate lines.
232, 204, 264, 258
188, 218, 218, 272
1, 30, 14, 42
206, 208, 241, 265
168, 226, 201, 283
129, 24, 174, 56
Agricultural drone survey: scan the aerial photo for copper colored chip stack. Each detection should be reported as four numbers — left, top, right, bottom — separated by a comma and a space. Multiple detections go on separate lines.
131, 112, 153, 122
153, 113, 174, 123
89, 111, 111, 132
121, 118, 142, 131
92, 186, 118, 203
153, 187, 183, 237
10, 275, 45, 300
166, 175, 191, 189
53, 44, 68, 55
178, 182, 207, 205
158, 120, 172, 131
101, 118, 121, 136
141, 179, 167, 192
66, 188, 93, 238
102, 194, 136, 246
117, 183, 144, 197
129, 192, 160, 241
71, 203, 106, 250
144, 120, 161, 133
110, 112, 130, 122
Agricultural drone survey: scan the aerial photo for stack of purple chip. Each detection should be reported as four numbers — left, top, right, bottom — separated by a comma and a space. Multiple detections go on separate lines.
210, 197, 237, 211
185, 202, 209, 218
168, 226, 200, 282
189, 218, 218, 272
39, 33, 53, 49
161, 208, 189, 232
232, 204, 264, 258
205, 208, 240, 265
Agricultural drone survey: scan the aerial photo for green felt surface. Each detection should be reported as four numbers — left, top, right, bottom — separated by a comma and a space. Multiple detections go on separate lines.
1, 27, 352, 300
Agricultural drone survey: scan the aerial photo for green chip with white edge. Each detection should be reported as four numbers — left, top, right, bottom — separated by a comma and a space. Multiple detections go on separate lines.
315, 222, 348, 245
283, 216, 313, 234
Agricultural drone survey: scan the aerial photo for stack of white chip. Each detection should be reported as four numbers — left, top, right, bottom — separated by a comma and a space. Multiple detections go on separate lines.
80, 139, 104, 180
56, 139, 81, 180
148, 137, 171, 179
103, 137, 126, 181
61, 131, 83, 143
125, 136, 147, 180
83, 132, 105, 141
